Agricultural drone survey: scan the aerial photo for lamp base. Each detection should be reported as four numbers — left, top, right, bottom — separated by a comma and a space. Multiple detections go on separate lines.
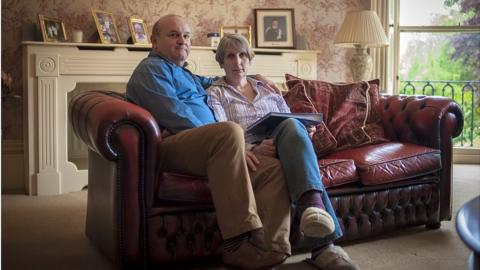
350, 45, 372, 82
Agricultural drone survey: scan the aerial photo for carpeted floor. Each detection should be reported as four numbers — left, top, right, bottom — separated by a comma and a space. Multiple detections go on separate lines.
2, 164, 479, 270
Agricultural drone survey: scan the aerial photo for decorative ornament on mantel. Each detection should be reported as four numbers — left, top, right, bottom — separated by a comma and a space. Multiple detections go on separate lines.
334, 10, 389, 82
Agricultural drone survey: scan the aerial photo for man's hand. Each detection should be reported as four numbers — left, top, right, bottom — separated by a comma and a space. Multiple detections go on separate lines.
253, 74, 282, 95
252, 139, 276, 157
246, 151, 260, 171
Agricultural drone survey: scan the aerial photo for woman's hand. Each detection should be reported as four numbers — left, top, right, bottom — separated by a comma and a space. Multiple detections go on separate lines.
245, 151, 260, 171
252, 139, 276, 157
306, 125, 316, 138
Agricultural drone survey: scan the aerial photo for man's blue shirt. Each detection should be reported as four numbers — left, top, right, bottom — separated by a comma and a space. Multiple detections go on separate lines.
126, 52, 216, 133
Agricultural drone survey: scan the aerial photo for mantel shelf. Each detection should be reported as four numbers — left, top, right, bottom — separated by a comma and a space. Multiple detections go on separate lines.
21, 41, 321, 54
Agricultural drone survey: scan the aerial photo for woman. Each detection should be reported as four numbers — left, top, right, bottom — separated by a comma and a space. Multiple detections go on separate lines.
206, 34, 359, 270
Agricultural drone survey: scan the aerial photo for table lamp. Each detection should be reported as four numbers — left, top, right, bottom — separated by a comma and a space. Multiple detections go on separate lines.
334, 10, 388, 81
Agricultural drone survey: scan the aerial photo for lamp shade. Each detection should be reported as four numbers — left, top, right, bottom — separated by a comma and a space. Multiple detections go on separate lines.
334, 10, 388, 48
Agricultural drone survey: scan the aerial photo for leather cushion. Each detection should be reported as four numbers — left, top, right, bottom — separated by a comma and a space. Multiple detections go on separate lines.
318, 159, 359, 188
156, 159, 359, 203
156, 172, 212, 203
324, 142, 441, 185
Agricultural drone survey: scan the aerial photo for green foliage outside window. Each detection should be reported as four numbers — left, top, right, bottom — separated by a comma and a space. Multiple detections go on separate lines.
399, 0, 479, 147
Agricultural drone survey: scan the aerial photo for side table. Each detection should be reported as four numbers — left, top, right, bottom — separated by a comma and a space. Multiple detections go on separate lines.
456, 195, 480, 270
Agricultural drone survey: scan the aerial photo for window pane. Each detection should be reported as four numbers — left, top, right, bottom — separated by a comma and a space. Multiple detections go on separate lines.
398, 32, 480, 147
400, 0, 477, 26
399, 32, 479, 81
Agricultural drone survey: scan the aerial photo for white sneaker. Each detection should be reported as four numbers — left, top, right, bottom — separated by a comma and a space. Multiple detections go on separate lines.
300, 207, 335, 238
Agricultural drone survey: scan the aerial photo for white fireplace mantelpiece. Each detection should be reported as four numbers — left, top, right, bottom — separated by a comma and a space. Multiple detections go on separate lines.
22, 41, 318, 195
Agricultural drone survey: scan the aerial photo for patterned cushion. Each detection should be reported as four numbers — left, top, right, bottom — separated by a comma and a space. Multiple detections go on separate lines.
284, 74, 331, 118
284, 74, 387, 156
283, 75, 337, 156
311, 123, 337, 157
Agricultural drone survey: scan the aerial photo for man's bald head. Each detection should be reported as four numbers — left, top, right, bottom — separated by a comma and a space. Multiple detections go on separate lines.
150, 14, 192, 67
152, 14, 187, 38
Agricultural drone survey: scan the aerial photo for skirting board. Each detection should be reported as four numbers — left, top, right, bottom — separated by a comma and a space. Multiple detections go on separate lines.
453, 147, 480, 164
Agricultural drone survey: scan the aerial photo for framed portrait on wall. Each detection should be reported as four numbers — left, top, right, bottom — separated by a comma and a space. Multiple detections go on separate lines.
254, 9, 295, 49
221, 25, 252, 45
38, 15, 67, 42
128, 16, 150, 45
91, 9, 121, 44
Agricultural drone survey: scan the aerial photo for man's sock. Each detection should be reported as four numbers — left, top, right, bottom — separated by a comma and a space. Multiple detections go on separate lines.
223, 232, 250, 252
311, 241, 334, 259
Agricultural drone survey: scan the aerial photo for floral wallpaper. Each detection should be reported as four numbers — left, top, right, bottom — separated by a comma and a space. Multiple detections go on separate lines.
1, 0, 366, 140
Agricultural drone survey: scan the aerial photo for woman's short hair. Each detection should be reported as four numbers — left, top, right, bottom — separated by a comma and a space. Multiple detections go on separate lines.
215, 34, 255, 64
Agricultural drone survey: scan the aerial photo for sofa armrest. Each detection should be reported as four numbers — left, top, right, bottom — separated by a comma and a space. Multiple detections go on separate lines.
380, 95, 464, 220
380, 95, 463, 147
69, 90, 161, 268
69, 90, 161, 160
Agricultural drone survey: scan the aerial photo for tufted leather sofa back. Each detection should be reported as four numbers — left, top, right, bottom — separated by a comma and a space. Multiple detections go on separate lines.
380, 95, 463, 148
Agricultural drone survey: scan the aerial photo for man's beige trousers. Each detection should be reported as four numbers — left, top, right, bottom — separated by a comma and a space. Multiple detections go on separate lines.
159, 122, 291, 254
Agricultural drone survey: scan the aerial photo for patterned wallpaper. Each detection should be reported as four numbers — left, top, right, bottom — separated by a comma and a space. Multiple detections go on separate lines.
1, 0, 366, 140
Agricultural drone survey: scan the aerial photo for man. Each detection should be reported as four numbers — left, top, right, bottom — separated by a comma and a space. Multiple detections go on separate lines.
264, 19, 284, 41
126, 14, 290, 270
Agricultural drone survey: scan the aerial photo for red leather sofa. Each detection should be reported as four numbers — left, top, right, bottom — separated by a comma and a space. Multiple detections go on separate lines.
69, 90, 463, 269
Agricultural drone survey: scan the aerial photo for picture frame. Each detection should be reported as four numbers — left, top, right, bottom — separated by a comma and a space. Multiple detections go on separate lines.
128, 16, 150, 45
38, 15, 67, 42
254, 9, 295, 49
221, 25, 252, 45
91, 9, 121, 44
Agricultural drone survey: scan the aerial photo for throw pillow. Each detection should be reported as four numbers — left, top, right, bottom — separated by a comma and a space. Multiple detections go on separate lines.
311, 123, 338, 156
285, 74, 331, 119
284, 74, 387, 154
283, 78, 337, 156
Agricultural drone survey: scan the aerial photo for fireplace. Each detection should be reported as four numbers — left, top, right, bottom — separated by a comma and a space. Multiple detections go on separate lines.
22, 41, 317, 195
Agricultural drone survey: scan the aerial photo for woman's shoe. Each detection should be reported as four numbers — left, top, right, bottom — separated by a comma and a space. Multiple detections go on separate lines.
300, 207, 335, 238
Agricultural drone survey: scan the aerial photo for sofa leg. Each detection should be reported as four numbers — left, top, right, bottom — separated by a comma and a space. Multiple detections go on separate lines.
425, 222, 441, 229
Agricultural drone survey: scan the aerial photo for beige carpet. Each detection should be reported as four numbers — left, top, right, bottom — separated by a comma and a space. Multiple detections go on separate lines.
2, 164, 479, 270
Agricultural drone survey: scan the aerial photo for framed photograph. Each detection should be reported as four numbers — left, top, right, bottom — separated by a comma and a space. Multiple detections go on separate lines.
221, 25, 252, 45
91, 9, 121, 44
254, 9, 295, 49
38, 15, 67, 42
128, 16, 150, 45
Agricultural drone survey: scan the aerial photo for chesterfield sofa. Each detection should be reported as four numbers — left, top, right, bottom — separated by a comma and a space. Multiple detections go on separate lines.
69, 89, 463, 269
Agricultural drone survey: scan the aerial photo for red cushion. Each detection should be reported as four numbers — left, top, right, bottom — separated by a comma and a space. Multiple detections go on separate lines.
311, 123, 337, 157
284, 74, 332, 118
156, 159, 360, 203
284, 74, 387, 156
318, 159, 359, 188
157, 172, 212, 203
324, 142, 441, 185
283, 74, 337, 157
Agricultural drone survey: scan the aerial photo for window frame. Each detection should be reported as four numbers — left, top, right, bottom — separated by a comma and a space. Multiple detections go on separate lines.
388, 0, 480, 161
390, 0, 480, 94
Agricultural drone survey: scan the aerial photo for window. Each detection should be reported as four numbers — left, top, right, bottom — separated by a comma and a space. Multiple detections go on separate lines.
389, 0, 480, 149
